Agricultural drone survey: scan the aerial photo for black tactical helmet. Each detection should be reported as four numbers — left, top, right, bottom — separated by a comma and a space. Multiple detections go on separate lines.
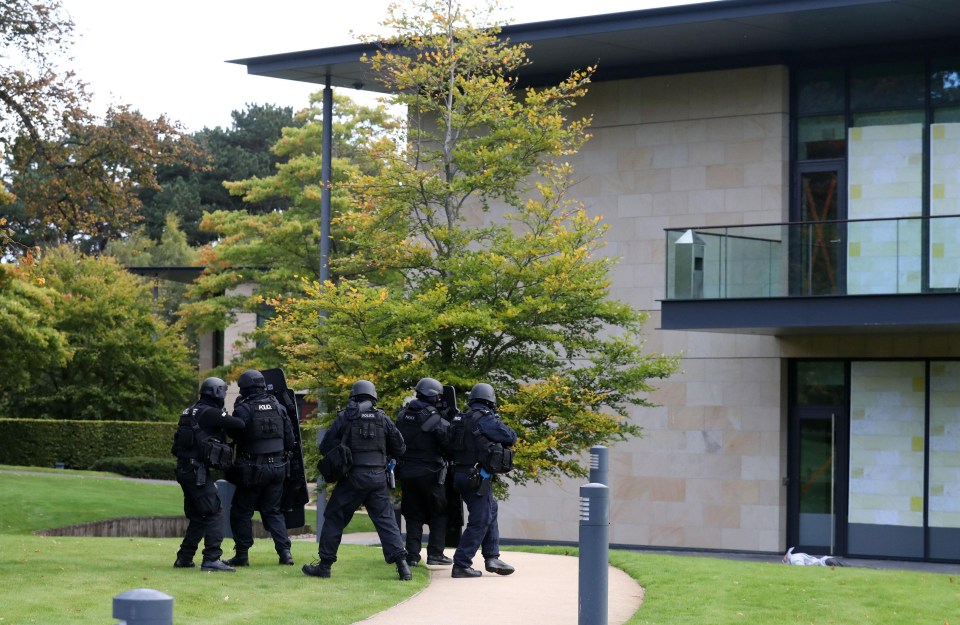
468, 382, 496, 407
350, 379, 378, 401
414, 377, 443, 400
199, 377, 228, 401
238, 369, 266, 395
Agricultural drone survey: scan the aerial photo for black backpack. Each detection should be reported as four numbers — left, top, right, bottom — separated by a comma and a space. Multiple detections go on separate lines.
171, 405, 234, 470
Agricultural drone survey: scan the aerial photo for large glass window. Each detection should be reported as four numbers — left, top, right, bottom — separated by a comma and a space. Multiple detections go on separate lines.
797, 116, 845, 160
795, 361, 845, 405
931, 59, 960, 106
795, 58, 960, 295
850, 62, 925, 110
847, 361, 926, 558
791, 360, 960, 561
797, 67, 845, 115
929, 362, 960, 559
846, 118, 923, 294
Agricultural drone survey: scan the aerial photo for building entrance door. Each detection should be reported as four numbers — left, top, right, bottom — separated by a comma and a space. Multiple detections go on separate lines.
793, 163, 846, 295
788, 407, 849, 556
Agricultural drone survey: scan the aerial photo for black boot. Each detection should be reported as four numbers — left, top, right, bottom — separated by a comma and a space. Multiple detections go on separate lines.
452, 565, 482, 578
225, 550, 249, 567
396, 558, 413, 581
278, 549, 294, 565
302, 560, 332, 578
173, 557, 195, 568
427, 553, 453, 565
484, 557, 515, 575
200, 559, 236, 572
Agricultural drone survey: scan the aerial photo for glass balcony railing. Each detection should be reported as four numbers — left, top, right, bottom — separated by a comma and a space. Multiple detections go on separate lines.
664, 214, 960, 300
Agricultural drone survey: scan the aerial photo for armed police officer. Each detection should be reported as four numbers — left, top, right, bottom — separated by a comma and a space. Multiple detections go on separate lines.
395, 377, 453, 567
450, 382, 517, 578
171, 377, 245, 572
225, 369, 296, 567
303, 380, 413, 581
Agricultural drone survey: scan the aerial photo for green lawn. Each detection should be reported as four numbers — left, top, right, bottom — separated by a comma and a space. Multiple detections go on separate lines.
4, 469, 960, 625
0, 468, 375, 535
0, 469, 184, 534
518, 545, 960, 625
0, 468, 416, 625
0, 535, 426, 625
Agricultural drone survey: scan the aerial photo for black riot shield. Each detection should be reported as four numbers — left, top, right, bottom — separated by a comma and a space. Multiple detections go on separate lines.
441, 384, 463, 547
440, 384, 458, 420
261, 368, 310, 529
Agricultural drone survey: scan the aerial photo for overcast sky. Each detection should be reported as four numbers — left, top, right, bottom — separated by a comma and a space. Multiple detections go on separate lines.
62, 0, 716, 133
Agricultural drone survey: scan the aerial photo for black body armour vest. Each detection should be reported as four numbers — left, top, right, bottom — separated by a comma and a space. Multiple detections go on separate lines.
451, 407, 486, 466
171, 403, 227, 460
397, 404, 441, 463
347, 406, 388, 467
244, 397, 285, 455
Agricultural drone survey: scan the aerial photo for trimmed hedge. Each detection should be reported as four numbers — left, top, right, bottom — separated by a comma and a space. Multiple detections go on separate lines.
0, 418, 322, 476
89, 456, 177, 480
0, 419, 174, 470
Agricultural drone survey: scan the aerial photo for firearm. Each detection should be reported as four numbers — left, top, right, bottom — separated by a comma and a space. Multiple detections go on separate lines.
437, 460, 448, 485
386, 458, 396, 489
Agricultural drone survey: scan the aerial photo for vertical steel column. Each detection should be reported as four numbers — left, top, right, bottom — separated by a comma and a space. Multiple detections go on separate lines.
319, 75, 333, 285
113, 588, 173, 625
315, 75, 334, 539
578, 483, 609, 625
589, 445, 608, 486
315, 427, 327, 539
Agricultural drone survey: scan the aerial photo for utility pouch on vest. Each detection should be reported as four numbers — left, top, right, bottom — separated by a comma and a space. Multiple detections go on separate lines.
318, 442, 353, 483
201, 437, 234, 470
479, 442, 514, 474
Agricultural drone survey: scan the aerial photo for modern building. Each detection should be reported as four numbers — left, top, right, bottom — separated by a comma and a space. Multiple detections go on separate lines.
233, 0, 960, 562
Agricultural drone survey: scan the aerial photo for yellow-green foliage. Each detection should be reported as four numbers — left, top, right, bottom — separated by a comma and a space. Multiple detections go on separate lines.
266, 0, 681, 490
300, 420, 321, 481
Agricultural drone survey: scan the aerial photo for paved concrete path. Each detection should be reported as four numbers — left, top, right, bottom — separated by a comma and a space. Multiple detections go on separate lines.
337, 534, 644, 625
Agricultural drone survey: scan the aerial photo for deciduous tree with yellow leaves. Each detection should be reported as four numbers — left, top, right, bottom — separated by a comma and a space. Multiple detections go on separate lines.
271, 0, 680, 486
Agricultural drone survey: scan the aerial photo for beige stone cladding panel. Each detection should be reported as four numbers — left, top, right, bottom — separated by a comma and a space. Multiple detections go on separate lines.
223, 282, 258, 410
570, 65, 789, 314
495, 67, 790, 552
498, 335, 785, 552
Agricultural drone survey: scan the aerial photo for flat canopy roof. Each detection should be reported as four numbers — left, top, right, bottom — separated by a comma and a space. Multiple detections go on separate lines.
126, 266, 204, 284
230, 0, 960, 93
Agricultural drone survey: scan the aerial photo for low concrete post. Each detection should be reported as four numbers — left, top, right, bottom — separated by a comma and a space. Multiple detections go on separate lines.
578, 483, 609, 625
113, 588, 172, 625
215, 479, 235, 539
589, 445, 608, 486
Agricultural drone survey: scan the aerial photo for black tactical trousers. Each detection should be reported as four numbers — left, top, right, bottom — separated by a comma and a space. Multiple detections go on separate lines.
229, 462, 291, 553
317, 467, 406, 565
176, 463, 224, 562
452, 470, 500, 569
399, 472, 447, 561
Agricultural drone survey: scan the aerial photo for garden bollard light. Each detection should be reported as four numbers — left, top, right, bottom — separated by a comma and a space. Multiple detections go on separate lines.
215, 479, 235, 539
589, 445, 608, 486
113, 588, 172, 625
578, 483, 609, 625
